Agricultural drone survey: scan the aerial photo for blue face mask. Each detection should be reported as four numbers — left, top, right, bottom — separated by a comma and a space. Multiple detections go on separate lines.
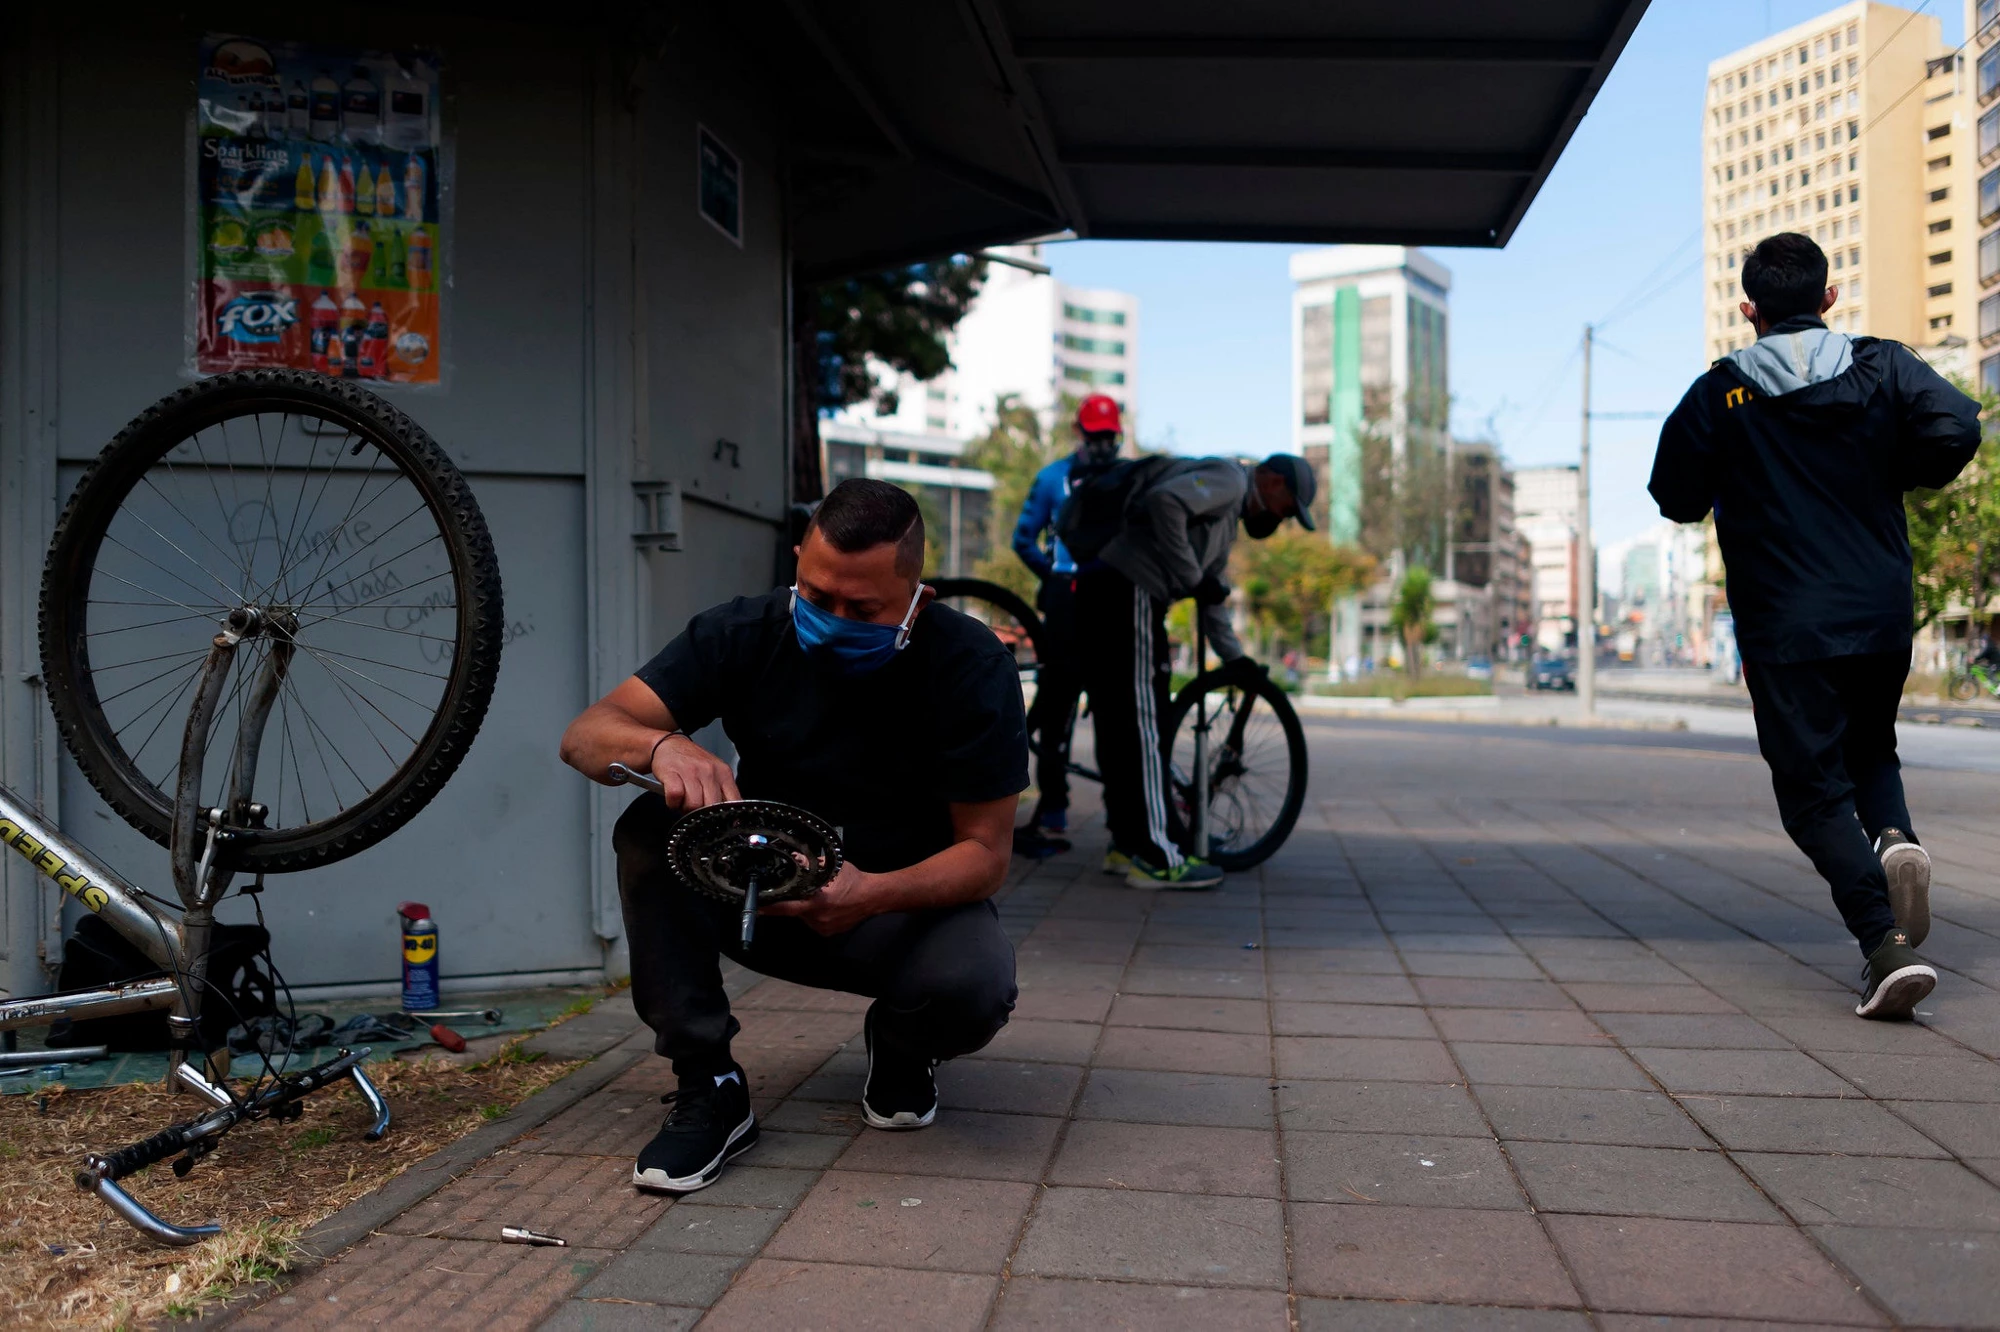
790, 583, 925, 676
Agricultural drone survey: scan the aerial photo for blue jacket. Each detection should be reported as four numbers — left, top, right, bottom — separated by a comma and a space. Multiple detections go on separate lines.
1012, 455, 1077, 579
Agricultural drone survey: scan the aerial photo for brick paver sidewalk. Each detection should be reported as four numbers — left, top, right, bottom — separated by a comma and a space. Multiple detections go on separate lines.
238, 719, 2000, 1329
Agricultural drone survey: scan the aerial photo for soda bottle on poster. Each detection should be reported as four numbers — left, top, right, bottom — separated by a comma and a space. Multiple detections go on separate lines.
317, 157, 338, 213
338, 159, 355, 214
402, 155, 425, 222
310, 72, 341, 141
309, 292, 339, 375
307, 220, 335, 285
357, 163, 375, 216
342, 67, 381, 146
287, 81, 310, 139
408, 228, 433, 290
375, 167, 395, 218
386, 227, 407, 286
294, 156, 315, 211
339, 292, 367, 377
361, 301, 389, 378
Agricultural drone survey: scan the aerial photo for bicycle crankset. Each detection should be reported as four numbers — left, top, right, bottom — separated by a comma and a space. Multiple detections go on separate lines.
665, 800, 843, 947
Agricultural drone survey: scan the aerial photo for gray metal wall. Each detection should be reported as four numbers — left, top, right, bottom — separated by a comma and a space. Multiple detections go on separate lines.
0, 14, 792, 997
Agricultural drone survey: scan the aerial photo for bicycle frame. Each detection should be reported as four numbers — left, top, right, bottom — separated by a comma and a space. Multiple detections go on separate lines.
0, 606, 390, 1245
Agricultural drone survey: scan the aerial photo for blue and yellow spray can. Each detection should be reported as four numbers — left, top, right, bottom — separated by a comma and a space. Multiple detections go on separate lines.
398, 901, 440, 1012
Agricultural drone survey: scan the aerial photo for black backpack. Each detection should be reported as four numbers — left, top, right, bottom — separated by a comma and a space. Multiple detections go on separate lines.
44, 914, 277, 1052
1054, 455, 1175, 563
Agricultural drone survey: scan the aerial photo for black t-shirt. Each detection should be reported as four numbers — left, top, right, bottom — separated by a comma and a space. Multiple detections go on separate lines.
636, 588, 1028, 873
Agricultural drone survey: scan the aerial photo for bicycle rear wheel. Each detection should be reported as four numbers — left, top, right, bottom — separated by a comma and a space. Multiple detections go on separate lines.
1164, 669, 1308, 870
1947, 673, 1980, 703
39, 369, 503, 874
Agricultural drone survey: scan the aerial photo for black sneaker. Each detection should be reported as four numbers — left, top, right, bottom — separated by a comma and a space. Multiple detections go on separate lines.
1855, 930, 1937, 1021
1876, 829, 1932, 947
633, 1066, 758, 1192
861, 1008, 937, 1130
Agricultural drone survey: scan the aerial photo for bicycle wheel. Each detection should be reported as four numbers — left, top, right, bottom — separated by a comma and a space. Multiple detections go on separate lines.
1164, 668, 1308, 870
1947, 673, 1980, 703
929, 578, 1046, 733
40, 369, 503, 874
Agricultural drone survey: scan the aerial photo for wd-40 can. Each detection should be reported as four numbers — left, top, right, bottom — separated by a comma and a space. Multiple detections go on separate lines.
399, 901, 440, 1012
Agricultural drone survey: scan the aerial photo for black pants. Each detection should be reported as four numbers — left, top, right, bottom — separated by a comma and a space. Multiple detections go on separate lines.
614, 793, 1018, 1078
1031, 576, 1084, 817
1742, 651, 1912, 956
1076, 568, 1182, 867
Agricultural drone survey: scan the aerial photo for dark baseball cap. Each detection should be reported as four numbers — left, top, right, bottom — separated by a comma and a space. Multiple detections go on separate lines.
1260, 453, 1317, 530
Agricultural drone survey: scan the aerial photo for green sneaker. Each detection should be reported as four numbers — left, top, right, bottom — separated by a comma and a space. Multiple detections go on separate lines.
1101, 848, 1134, 877
1855, 929, 1936, 1021
1125, 856, 1224, 890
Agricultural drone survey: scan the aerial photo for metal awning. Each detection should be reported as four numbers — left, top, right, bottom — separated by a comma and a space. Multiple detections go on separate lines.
769, 1, 1653, 276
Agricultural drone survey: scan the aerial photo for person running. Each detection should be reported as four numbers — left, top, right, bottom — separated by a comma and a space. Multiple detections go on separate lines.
1072, 452, 1316, 889
1010, 394, 1121, 849
1650, 231, 1980, 1020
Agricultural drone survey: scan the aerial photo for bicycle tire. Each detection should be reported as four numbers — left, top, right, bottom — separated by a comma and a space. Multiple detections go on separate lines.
39, 369, 503, 874
1164, 668, 1308, 870
1947, 674, 1980, 703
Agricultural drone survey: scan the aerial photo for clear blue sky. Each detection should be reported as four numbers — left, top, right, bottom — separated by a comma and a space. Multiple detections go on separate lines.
1041, 0, 1960, 547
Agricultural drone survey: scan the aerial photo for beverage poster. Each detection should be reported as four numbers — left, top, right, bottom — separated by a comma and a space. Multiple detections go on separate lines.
194, 35, 444, 384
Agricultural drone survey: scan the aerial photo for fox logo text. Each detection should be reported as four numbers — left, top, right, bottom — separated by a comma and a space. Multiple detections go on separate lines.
217, 291, 299, 344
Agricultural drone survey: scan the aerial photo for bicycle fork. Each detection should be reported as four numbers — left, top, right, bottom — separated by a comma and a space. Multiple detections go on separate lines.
80, 608, 391, 1244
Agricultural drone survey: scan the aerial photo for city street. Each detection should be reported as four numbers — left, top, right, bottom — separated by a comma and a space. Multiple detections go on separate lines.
247, 704, 2000, 1329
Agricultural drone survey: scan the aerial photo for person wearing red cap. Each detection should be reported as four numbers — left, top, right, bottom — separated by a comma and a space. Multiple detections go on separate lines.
1010, 394, 1122, 850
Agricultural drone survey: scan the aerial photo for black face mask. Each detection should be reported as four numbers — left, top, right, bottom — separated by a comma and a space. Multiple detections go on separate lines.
1244, 511, 1281, 540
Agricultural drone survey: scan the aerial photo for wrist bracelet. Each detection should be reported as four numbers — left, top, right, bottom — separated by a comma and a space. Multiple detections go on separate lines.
648, 731, 684, 769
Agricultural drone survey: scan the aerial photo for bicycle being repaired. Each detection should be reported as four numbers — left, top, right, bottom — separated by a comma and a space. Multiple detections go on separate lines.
937, 395, 1315, 885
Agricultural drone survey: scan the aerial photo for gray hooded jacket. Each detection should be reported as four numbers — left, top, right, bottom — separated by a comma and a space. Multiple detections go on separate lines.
1724, 323, 1854, 396
1098, 457, 1247, 659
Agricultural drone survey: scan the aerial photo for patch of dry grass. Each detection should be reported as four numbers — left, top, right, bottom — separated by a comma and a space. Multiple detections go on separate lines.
0, 1043, 574, 1328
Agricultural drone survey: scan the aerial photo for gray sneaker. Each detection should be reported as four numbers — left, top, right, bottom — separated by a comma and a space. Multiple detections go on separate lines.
1855, 929, 1936, 1021
1876, 829, 1931, 947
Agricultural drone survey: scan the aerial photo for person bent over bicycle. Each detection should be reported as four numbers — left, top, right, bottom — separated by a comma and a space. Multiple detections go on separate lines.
560, 480, 1025, 1193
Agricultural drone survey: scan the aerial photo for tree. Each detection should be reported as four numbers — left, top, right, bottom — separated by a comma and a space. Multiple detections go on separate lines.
1907, 381, 2000, 650
789, 256, 989, 501
959, 394, 1059, 597
1356, 410, 1451, 571
1389, 566, 1438, 678
1230, 527, 1375, 660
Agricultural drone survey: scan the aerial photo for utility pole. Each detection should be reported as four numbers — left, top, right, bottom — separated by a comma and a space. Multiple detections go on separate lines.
1578, 324, 1597, 717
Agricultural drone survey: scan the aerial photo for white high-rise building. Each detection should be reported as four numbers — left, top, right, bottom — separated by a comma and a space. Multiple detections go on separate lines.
824, 248, 1139, 577
1514, 464, 1583, 648
838, 246, 1139, 442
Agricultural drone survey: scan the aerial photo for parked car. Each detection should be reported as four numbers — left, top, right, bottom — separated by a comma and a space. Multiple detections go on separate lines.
1529, 656, 1575, 691
1464, 655, 1494, 681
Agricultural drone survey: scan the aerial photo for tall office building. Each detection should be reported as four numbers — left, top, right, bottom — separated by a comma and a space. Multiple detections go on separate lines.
1514, 464, 1583, 648
1969, 1, 2000, 388
1702, 3, 1948, 361
841, 246, 1140, 443
1289, 247, 1451, 670
1290, 246, 1451, 544
826, 247, 1139, 576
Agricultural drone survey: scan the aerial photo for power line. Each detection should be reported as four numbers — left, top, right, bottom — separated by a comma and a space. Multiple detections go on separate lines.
1595, 228, 1703, 330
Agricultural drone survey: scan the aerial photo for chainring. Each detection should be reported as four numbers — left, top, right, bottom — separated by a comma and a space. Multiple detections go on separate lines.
664, 799, 843, 906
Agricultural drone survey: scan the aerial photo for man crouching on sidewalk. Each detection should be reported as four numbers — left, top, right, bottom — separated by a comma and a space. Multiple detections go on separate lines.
1650, 232, 1980, 1019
